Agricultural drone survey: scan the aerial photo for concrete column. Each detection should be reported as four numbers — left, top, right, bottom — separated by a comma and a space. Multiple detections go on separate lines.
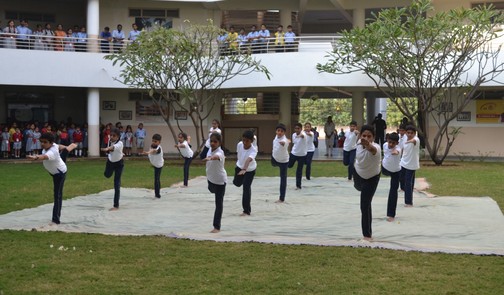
279, 91, 292, 132
366, 94, 376, 125
351, 91, 364, 125
353, 8, 366, 29
375, 97, 388, 120
280, 9, 292, 27
87, 88, 100, 157
87, 0, 100, 53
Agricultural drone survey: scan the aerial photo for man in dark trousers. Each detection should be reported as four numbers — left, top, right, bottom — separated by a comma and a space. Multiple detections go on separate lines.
373, 113, 387, 147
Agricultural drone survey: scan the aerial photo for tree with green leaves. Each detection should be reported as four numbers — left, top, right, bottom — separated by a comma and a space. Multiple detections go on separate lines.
105, 21, 270, 156
317, 0, 504, 165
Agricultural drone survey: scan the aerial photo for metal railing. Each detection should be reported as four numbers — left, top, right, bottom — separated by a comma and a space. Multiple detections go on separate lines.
0, 32, 341, 54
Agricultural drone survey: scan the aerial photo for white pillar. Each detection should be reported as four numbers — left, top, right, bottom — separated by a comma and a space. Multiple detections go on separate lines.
87, 0, 100, 53
279, 91, 292, 133
353, 8, 365, 29
87, 88, 100, 157
352, 91, 364, 125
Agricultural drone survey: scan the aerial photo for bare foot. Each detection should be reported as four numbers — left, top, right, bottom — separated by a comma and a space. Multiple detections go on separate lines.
386, 216, 395, 222
109, 207, 119, 211
363, 236, 373, 241
404, 204, 413, 208
274, 200, 284, 204
210, 228, 220, 233
239, 212, 250, 217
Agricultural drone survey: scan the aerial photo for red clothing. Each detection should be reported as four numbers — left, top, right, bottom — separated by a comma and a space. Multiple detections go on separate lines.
73, 131, 83, 143
12, 132, 23, 142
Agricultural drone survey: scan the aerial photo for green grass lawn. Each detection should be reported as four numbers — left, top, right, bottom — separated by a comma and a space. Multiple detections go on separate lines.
1, 159, 503, 294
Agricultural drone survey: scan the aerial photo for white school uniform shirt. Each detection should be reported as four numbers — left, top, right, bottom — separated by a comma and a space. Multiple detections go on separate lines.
272, 135, 289, 163
284, 31, 296, 43
205, 127, 222, 148
400, 136, 420, 170
382, 143, 402, 173
236, 141, 257, 172
398, 133, 407, 150
343, 130, 359, 151
148, 145, 164, 168
42, 143, 67, 175
355, 142, 381, 179
108, 140, 124, 162
206, 147, 227, 185
291, 131, 307, 157
305, 131, 315, 152
179, 140, 193, 158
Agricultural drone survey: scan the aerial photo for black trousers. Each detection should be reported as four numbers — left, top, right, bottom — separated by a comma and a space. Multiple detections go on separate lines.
153, 167, 162, 198
183, 157, 192, 186
271, 157, 288, 201
383, 167, 400, 218
208, 181, 226, 230
353, 171, 380, 238
104, 159, 124, 208
51, 171, 66, 224
288, 154, 306, 189
233, 166, 256, 215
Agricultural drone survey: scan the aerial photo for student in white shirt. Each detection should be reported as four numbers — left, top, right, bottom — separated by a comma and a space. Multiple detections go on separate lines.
203, 133, 227, 233
200, 119, 221, 160
144, 134, 164, 198
400, 125, 420, 207
288, 123, 307, 190
353, 125, 381, 241
343, 120, 360, 180
233, 130, 257, 216
101, 128, 124, 210
382, 133, 402, 221
27, 133, 67, 224
271, 123, 290, 203
304, 122, 316, 180
175, 132, 194, 187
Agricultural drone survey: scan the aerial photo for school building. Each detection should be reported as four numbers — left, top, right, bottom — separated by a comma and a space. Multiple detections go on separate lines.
1, 0, 504, 158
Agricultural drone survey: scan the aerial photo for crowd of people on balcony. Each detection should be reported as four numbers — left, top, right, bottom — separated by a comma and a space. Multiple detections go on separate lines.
0, 19, 141, 53
217, 24, 298, 55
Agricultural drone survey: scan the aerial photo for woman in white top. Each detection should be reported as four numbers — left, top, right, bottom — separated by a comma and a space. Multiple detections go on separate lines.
353, 125, 381, 241
144, 134, 164, 198
101, 128, 124, 210
233, 130, 257, 216
27, 133, 67, 224
200, 119, 221, 160
288, 123, 307, 190
399, 125, 420, 207
203, 133, 227, 233
271, 123, 290, 203
175, 132, 194, 187
343, 121, 360, 180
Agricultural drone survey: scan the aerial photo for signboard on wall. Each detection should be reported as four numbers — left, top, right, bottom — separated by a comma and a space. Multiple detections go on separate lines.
476, 100, 504, 124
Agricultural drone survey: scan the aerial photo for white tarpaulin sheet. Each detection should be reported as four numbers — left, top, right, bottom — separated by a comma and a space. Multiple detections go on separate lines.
1, 176, 503, 255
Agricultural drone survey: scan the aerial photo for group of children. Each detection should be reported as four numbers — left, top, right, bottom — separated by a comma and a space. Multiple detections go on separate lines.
29, 118, 420, 240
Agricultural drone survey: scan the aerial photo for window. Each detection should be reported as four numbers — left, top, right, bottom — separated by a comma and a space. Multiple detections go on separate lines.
5, 11, 56, 23
129, 8, 179, 18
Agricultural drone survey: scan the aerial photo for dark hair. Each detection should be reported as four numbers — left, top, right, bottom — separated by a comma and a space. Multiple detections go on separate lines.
41, 132, 55, 143
152, 133, 162, 141
294, 123, 302, 129
212, 119, 221, 128
210, 132, 222, 144
178, 132, 188, 140
276, 123, 286, 131
388, 132, 400, 142
110, 128, 121, 137
242, 130, 254, 140
360, 125, 375, 137
350, 120, 357, 126
405, 125, 416, 132
398, 124, 406, 130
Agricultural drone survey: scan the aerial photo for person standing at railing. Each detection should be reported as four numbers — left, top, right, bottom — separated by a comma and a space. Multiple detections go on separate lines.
257, 24, 270, 54
217, 26, 228, 56
64, 28, 75, 52
237, 28, 248, 53
32, 24, 45, 50
2, 20, 17, 49
54, 24, 66, 51
75, 26, 87, 52
247, 25, 259, 54
284, 25, 297, 52
42, 23, 55, 51
100, 26, 112, 53
226, 26, 238, 53
128, 23, 141, 43
274, 25, 285, 53
16, 19, 32, 50
112, 24, 125, 53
